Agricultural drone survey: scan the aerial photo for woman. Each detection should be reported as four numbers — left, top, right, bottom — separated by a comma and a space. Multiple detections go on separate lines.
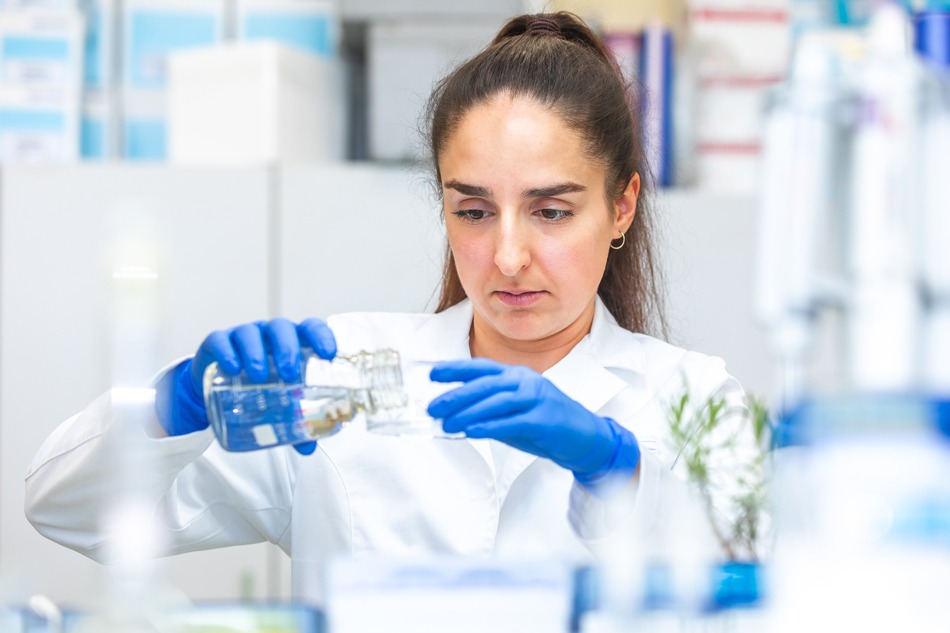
26, 12, 750, 605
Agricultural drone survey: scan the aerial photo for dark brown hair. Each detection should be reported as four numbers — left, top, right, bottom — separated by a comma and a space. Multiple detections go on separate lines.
424, 11, 667, 338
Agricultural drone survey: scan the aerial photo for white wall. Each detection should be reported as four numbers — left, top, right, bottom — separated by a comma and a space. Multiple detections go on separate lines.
277, 164, 446, 319
0, 164, 775, 611
658, 189, 776, 403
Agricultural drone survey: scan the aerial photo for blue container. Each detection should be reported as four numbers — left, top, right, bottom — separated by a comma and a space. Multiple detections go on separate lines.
637, 25, 674, 188
915, 10, 950, 69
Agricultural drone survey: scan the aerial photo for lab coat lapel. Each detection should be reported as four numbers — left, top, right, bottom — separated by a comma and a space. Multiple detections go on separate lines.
497, 344, 631, 488
402, 297, 643, 402
402, 300, 473, 364
546, 297, 645, 418
504, 299, 647, 485
401, 298, 648, 485
543, 341, 629, 415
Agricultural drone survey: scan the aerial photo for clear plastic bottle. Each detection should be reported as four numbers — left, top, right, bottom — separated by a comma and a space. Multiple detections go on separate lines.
203, 349, 408, 451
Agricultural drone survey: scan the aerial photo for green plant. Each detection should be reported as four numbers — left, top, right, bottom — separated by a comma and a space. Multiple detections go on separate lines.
667, 388, 772, 561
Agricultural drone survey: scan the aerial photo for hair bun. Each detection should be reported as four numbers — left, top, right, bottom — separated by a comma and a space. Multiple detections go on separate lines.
525, 16, 561, 37
492, 13, 610, 63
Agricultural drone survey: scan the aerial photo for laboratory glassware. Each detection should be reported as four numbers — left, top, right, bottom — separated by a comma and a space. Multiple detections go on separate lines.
204, 348, 458, 451
204, 348, 404, 451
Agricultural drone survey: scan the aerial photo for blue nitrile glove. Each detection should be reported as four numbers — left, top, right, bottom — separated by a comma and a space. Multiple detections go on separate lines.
155, 317, 337, 456
427, 358, 640, 489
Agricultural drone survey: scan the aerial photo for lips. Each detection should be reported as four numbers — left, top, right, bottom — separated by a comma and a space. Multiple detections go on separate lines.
495, 290, 545, 306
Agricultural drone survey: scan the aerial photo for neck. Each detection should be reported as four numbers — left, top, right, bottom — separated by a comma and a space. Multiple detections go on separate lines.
469, 302, 596, 374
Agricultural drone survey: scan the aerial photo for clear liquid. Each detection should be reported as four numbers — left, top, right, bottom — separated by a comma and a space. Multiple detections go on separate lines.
207, 383, 356, 452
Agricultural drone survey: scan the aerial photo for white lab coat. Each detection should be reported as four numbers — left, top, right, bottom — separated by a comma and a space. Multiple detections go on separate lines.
25, 298, 750, 605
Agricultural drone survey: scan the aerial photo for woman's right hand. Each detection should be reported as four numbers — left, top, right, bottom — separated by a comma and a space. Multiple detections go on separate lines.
155, 318, 337, 455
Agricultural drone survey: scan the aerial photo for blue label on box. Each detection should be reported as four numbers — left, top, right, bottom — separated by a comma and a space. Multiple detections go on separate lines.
127, 10, 219, 89
0, 109, 65, 131
2, 36, 70, 60
242, 13, 333, 56
81, 115, 104, 158
123, 117, 165, 159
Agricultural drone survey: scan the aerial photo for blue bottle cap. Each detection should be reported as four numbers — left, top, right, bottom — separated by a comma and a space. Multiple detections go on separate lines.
915, 10, 950, 68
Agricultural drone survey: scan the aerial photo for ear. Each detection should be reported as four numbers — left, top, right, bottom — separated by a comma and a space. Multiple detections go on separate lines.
613, 172, 640, 236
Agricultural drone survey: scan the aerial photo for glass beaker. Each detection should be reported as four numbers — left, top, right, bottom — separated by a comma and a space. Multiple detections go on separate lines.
203, 349, 460, 451
204, 349, 404, 451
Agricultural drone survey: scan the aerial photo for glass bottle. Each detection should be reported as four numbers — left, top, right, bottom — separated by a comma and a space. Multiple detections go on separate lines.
203, 349, 408, 452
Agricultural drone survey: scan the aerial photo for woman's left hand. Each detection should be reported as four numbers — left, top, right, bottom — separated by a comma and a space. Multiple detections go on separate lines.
427, 358, 640, 486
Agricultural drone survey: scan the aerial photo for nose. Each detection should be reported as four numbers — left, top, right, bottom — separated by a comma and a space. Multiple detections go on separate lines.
493, 215, 531, 277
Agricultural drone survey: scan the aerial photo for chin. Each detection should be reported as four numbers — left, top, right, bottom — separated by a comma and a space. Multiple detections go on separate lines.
492, 313, 558, 342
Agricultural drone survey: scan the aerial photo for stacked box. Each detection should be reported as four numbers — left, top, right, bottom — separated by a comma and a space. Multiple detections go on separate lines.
164, 0, 343, 166
0, 7, 83, 162
236, 0, 339, 58
167, 41, 344, 165
121, 0, 225, 160
0, 0, 77, 8
687, 0, 791, 193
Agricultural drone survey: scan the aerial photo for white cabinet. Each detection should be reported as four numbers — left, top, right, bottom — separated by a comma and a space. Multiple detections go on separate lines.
0, 165, 276, 609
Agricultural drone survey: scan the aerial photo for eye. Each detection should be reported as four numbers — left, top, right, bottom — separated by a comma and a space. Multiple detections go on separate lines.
537, 208, 574, 221
452, 209, 489, 222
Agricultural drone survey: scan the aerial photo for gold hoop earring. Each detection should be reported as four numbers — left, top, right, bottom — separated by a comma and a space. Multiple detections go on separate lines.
609, 233, 626, 250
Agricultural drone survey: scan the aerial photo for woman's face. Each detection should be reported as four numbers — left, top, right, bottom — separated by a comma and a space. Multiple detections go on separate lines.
439, 94, 638, 350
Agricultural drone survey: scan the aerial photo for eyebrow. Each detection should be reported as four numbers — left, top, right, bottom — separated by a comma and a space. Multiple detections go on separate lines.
523, 182, 587, 198
442, 180, 587, 199
443, 180, 490, 197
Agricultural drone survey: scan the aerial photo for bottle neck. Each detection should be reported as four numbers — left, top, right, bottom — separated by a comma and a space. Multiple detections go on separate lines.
332, 350, 408, 414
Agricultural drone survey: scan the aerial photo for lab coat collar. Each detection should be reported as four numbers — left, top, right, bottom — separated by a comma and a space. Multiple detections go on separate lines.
543, 298, 644, 414
403, 299, 474, 363
403, 297, 647, 484
404, 296, 646, 410
587, 297, 647, 375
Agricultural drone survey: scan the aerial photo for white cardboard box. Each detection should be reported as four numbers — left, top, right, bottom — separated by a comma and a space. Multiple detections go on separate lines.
0, 84, 79, 162
0, 8, 84, 87
167, 41, 344, 166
